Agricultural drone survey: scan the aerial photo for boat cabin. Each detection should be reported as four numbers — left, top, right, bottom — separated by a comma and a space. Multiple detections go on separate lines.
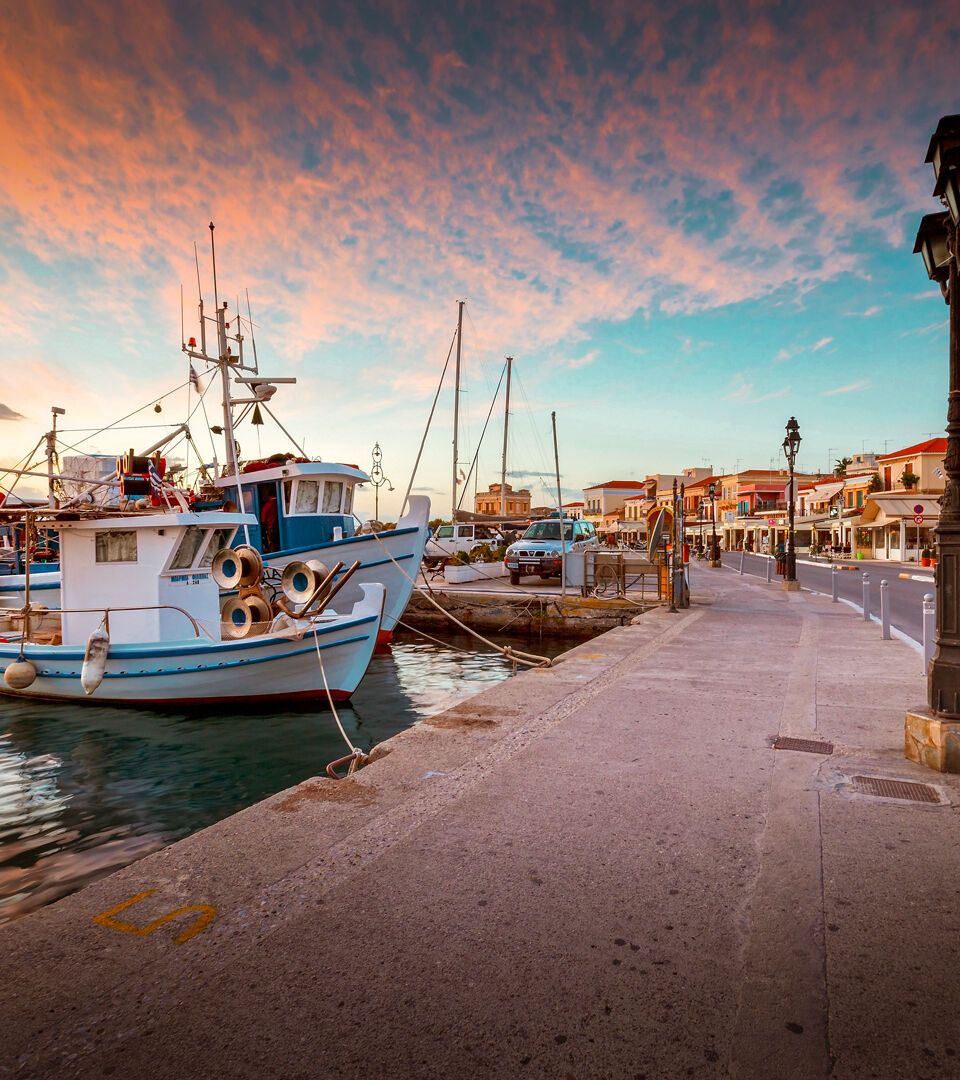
212, 460, 368, 555
54, 511, 251, 645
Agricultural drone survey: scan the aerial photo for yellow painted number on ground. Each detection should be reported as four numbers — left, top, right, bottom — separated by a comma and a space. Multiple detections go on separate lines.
92, 888, 217, 944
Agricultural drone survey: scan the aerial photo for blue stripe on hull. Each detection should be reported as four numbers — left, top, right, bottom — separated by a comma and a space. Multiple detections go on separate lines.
22, 632, 372, 679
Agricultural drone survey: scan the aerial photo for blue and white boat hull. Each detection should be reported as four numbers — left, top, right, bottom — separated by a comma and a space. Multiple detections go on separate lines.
263, 495, 430, 644
0, 571, 61, 611
0, 585, 385, 706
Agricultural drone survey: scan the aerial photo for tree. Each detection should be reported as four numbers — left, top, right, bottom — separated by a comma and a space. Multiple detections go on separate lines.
868, 472, 883, 493
833, 456, 853, 478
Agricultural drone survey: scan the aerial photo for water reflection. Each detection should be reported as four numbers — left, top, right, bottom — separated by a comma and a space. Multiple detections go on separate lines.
0, 631, 572, 924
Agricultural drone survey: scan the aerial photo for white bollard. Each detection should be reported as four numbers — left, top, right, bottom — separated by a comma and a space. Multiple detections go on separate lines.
880, 580, 890, 639
923, 592, 936, 675
766, 558, 772, 584
831, 564, 839, 602
862, 572, 870, 620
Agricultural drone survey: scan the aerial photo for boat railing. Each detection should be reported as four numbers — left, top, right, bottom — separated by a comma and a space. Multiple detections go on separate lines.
13, 603, 208, 643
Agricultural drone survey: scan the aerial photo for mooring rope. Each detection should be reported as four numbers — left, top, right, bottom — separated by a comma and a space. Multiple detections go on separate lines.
360, 522, 553, 667
311, 623, 367, 778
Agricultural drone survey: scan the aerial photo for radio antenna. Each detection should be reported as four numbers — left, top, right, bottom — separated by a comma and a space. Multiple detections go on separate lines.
246, 288, 260, 373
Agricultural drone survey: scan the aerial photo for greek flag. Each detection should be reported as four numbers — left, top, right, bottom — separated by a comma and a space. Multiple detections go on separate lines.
148, 460, 163, 494
189, 365, 200, 391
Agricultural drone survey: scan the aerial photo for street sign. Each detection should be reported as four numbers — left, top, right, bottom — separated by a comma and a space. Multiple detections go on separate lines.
914, 514, 924, 524
914, 503, 924, 515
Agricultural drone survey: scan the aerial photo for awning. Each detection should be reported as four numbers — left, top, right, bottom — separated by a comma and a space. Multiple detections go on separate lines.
859, 496, 941, 525
809, 481, 844, 502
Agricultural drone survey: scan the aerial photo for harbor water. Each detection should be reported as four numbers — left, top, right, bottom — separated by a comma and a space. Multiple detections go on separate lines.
0, 631, 573, 926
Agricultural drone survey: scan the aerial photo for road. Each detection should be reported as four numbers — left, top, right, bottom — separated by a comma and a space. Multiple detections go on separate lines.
712, 551, 934, 644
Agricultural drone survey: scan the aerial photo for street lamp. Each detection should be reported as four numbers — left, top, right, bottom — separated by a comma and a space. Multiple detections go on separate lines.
915, 115, 960, 717
369, 442, 393, 527
708, 481, 719, 567
782, 416, 801, 587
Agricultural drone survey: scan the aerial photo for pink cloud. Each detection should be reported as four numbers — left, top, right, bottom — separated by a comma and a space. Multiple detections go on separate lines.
0, 0, 956, 452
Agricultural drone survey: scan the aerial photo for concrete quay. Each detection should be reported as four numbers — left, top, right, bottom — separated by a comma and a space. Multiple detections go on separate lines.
3, 568, 960, 1078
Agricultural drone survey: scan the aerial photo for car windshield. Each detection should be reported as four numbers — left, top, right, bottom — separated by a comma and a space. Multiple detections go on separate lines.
522, 521, 573, 541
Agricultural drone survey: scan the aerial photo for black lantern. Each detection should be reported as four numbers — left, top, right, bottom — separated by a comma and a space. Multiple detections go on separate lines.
781, 417, 801, 584
926, 115, 960, 227
914, 211, 952, 298
708, 480, 719, 565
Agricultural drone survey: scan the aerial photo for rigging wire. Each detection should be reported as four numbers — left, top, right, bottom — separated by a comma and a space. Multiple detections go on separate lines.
456, 360, 507, 512
400, 327, 458, 515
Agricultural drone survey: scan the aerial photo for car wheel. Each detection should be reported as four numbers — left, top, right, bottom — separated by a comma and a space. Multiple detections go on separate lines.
539, 574, 552, 581
509, 572, 521, 586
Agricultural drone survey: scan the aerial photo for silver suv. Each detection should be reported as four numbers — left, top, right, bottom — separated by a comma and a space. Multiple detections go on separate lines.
504, 519, 597, 585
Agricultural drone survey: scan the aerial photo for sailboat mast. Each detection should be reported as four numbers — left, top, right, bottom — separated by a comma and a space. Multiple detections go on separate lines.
500, 355, 512, 517
451, 300, 464, 524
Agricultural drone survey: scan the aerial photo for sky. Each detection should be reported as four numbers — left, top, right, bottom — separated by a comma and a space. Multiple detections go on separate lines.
1, 0, 958, 519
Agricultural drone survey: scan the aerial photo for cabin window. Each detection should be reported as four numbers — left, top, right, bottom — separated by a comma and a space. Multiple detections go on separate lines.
199, 528, 234, 568
170, 526, 206, 570
322, 481, 344, 513
436, 526, 453, 538
295, 479, 320, 514
282, 481, 292, 513
343, 485, 354, 515
95, 530, 138, 563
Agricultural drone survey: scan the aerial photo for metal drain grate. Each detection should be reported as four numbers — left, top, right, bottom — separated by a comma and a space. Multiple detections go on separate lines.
851, 775, 941, 803
773, 737, 834, 755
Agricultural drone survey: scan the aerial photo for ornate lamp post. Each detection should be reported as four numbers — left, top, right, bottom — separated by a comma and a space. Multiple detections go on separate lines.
782, 417, 801, 589
369, 442, 393, 527
708, 481, 720, 567
913, 115, 960, 719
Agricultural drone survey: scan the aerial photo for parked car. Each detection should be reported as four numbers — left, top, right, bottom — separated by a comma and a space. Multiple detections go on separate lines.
423, 523, 505, 567
504, 519, 598, 585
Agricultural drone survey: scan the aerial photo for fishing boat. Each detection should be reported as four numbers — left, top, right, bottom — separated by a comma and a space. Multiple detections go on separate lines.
0, 509, 385, 706
0, 225, 431, 643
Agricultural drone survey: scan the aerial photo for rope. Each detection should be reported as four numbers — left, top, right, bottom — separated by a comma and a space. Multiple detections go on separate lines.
359, 520, 553, 668
311, 622, 368, 778
399, 328, 458, 515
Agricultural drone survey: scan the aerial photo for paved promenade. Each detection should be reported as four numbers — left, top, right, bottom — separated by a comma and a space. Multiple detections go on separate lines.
3, 568, 960, 1078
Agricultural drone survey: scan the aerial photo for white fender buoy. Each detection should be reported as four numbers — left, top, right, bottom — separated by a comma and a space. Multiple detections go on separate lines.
81, 623, 110, 696
4, 659, 38, 690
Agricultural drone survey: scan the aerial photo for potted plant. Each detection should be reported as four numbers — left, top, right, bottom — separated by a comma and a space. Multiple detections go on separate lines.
921, 547, 933, 568
900, 470, 920, 490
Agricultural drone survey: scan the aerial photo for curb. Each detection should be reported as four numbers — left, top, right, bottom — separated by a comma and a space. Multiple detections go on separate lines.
898, 573, 936, 583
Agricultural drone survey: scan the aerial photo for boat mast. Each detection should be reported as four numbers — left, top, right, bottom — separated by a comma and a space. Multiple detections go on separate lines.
451, 299, 464, 525
46, 406, 64, 508
552, 410, 566, 599
500, 356, 512, 517
209, 223, 240, 485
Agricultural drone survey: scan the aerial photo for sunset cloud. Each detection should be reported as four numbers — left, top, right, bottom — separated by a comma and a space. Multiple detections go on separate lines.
0, 404, 24, 421
0, 0, 955, 500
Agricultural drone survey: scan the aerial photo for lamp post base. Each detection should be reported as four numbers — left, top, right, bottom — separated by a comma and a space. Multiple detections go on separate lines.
781, 579, 801, 592
709, 559, 721, 568
905, 706, 960, 773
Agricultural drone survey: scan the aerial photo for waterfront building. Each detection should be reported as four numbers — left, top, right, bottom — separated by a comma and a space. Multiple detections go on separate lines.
852, 439, 947, 560
561, 501, 584, 520
474, 482, 531, 516
582, 480, 647, 530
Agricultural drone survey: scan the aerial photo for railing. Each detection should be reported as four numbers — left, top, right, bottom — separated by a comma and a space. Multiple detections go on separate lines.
11, 603, 207, 643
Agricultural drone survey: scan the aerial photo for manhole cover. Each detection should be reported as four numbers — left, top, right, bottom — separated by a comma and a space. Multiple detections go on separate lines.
851, 775, 941, 804
773, 737, 834, 755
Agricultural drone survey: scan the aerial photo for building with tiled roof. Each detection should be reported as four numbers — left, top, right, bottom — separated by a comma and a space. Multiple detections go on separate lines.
877, 439, 946, 493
